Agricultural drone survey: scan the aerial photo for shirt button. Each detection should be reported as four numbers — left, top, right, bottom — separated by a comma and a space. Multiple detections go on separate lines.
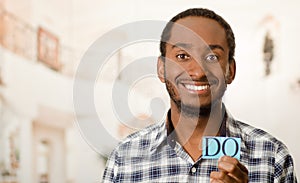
191, 167, 197, 173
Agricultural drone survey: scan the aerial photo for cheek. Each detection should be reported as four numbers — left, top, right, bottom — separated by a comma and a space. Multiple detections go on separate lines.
206, 63, 227, 79
164, 61, 185, 79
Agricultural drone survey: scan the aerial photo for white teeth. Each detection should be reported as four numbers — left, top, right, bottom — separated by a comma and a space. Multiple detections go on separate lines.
184, 84, 209, 91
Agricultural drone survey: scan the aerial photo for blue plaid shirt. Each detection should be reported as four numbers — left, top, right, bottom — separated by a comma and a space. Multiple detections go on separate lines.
102, 110, 297, 182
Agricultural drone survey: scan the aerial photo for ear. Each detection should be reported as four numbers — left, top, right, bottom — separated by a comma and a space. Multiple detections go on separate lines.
157, 56, 165, 83
226, 59, 236, 84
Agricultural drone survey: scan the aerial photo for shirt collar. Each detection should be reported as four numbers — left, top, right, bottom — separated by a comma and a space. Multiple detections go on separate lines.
165, 105, 228, 148
152, 106, 248, 160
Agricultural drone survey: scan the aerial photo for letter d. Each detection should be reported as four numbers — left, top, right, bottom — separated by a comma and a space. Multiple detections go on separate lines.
204, 137, 220, 157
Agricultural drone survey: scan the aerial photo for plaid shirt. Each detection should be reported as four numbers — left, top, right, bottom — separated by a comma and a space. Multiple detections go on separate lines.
102, 110, 297, 182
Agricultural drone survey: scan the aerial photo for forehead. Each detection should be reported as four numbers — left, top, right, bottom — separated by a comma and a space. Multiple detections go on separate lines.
168, 16, 227, 49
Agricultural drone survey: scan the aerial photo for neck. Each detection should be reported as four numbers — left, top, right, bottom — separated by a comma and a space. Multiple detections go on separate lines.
170, 101, 224, 146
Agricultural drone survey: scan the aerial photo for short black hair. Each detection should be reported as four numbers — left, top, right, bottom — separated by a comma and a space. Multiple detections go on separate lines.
160, 8, 235, 62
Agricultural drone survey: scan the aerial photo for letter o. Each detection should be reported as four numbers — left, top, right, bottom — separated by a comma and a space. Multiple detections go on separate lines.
222, 138, 239, 157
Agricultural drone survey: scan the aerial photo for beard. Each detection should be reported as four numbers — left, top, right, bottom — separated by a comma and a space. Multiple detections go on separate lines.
165, 80, 211, 118
166, 76, 227, 118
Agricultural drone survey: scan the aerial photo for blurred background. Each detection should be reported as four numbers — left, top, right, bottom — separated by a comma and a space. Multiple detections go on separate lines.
0, 0, 300, 182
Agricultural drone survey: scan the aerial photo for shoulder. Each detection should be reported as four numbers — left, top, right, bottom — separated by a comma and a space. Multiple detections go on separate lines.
112, 121, 166, 157
229, 119, 290, 157
229, 119, 297, 181
229, 120, 277, 141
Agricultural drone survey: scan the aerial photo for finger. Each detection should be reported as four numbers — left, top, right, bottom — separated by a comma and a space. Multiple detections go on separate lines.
218, 161, 244, 181
218, 157, 248, 181
219, 156, 248, 174
210, 179, 224, 183
210, 171, 237, 183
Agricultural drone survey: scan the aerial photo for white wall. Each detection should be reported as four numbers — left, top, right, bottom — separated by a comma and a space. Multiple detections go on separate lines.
0, 46, 103, 182
66, 127, 105, 183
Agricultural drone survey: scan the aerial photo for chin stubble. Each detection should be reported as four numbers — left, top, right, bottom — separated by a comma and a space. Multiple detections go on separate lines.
165, 80, 212, 118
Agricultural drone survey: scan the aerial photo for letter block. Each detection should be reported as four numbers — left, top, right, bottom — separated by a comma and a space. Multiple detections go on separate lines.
202, 137, 241, 160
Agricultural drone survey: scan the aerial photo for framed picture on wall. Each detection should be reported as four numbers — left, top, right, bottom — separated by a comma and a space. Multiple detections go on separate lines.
37, 27, 60, 71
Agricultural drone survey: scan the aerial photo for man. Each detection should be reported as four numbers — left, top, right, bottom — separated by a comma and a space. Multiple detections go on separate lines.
102, 8, 297, 182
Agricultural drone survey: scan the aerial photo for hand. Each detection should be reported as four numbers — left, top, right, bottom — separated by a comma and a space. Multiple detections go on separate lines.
210, 156, 248, 183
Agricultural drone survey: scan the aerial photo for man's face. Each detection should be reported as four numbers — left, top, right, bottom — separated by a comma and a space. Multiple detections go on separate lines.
158, 16, 236, 117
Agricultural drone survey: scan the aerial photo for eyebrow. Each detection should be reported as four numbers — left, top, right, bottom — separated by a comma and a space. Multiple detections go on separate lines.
171, 43, 224, 52
171, 42, 193, 49
208, 44, 225, 52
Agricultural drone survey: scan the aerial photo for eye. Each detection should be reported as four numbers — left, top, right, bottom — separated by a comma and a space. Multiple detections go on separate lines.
176, 53, 191, 61
205, 54, 219, 62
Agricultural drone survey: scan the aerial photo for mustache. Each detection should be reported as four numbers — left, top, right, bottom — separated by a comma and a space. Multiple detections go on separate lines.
175, 76, 219, 85
177, 77, 209, 83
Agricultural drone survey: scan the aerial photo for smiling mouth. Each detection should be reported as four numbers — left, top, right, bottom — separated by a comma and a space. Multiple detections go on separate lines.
184, 84, 209, 91
183, 84, 210, 91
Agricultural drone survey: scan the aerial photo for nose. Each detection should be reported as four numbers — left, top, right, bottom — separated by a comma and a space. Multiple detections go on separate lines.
186, 58, 207, 79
